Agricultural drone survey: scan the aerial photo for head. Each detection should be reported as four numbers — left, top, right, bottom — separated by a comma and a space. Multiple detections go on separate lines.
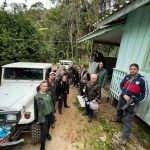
90, 74, 97, 83
60, 70, 65, 76
77, 65, 81, 69
49, 72, 56, 80
39, 81, 48, 93
82, 65, 86, 71
99, 62, 104, 69
129, 63, 139, 77
62, 75, 67, 82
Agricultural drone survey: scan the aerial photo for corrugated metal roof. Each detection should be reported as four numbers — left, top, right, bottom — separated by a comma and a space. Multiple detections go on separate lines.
78, 23, 124, 43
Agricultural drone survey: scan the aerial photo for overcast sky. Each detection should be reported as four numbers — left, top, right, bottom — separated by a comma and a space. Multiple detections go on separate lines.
0, 0, 55, 9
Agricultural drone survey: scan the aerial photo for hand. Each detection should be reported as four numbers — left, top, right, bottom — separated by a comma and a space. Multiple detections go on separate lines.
83, 88, 86, 93
123, 95, 130, 101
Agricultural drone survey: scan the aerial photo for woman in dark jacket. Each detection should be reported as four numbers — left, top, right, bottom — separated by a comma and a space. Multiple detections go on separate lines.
56, 75, 70, 114
96, 61, 108, 88
34, 81, 54, 150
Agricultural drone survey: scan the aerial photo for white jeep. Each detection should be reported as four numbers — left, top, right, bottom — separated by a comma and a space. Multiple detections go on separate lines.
0, 62, 52, 149
59, 60, 73, 70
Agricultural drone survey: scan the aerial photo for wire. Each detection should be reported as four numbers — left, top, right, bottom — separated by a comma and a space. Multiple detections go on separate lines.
0, 36, 71, 43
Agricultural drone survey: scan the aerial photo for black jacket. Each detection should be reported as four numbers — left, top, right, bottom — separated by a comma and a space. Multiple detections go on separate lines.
56, 80, 69, 97
85, 81, 101, 102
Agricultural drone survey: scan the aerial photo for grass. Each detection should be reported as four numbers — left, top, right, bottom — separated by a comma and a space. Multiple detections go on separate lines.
72, 88, 150, 149
72, 93, 115, 149
72, 97, 84, 114
72, 99, 114, 149
137, 128, 150, 143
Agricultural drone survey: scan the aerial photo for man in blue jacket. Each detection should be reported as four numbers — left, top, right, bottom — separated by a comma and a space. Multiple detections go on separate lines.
112, 63, 145, 145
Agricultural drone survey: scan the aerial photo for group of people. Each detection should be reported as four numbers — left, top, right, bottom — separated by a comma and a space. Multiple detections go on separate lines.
34, 69, 70, 150
81, 63, 146, 146
34, 59, 146, 149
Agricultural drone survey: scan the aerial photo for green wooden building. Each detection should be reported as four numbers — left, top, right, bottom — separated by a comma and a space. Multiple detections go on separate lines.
78, 0, 150, 125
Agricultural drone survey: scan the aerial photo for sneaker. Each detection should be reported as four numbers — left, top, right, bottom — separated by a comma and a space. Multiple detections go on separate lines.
47, 134, 52, 141
119, 136, 128, 145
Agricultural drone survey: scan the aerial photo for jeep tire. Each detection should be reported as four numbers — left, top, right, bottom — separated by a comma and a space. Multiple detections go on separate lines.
31, 123, 41, 144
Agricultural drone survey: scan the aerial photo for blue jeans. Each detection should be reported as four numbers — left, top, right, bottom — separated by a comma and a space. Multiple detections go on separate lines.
116, 95, 135, 137
85, 102, 94, 119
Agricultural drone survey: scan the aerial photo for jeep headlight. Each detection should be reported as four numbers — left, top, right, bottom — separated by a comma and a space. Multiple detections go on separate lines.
6, 114, 17, 121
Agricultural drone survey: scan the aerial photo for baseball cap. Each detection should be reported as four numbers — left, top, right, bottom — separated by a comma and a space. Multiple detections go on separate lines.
49, 72, 55, 75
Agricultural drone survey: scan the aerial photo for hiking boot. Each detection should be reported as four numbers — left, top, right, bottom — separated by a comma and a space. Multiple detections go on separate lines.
40, 146, 45, 150
59, 108, 62, 114
47, 134, 52, 141
51, 122, 55, 129
64, 105, 70, 108
119, 136, 128, 145
111, 117, 121, 123
88, 118, 92, 122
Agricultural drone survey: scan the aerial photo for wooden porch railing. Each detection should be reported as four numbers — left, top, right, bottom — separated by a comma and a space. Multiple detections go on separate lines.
109, 68, 127, 100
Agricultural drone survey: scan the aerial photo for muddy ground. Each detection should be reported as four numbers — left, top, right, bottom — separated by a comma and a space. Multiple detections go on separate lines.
17, 87, 150, 150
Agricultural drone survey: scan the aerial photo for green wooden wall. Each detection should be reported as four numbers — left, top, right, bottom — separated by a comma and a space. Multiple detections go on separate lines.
114, 5, 150, 125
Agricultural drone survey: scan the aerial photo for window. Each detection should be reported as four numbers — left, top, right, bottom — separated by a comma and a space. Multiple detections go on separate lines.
4, 68, 43, 80
45, 68, 52, 80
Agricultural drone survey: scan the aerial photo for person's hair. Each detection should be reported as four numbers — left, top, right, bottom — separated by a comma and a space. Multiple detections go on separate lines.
91, 74, 97, 79
36, 80, 48, 92
96, 62, 104, 73
82, 64, 86, 68
62, 75, 67, 79
129, 63, 139, 70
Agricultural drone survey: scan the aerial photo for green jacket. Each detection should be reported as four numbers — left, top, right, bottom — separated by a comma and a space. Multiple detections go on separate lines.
34, 92, 54, 123
97, 68, 107, 88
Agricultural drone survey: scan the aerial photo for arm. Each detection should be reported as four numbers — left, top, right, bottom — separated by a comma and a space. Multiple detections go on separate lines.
87, 73, 90, 81
67, 83, 69, 94
95, 85, 101, 102
48, 92, 55, 113
34, 96, 38, 122
120, 76, 127, 92
101, 70, 108, 88
56, 80, 61, 97
133, 79, 145, 103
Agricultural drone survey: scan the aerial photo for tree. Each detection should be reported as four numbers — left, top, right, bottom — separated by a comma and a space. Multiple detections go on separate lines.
0, 6, 48, 66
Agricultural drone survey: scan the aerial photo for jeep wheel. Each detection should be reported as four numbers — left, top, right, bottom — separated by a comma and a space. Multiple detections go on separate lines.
31, 123, 41, 144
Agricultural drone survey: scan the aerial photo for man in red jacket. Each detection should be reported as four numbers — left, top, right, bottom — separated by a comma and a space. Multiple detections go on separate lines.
112, 63, 146, 145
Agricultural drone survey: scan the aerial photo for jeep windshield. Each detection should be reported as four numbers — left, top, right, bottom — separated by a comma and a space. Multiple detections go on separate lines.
4, 68, 43, 80
63, 62, 72, 65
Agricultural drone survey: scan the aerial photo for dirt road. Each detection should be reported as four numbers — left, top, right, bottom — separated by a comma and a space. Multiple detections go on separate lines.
17, 88, 85, 150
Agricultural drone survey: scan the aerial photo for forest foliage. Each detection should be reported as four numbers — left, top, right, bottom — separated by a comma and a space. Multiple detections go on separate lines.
0, 0, 121, 65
